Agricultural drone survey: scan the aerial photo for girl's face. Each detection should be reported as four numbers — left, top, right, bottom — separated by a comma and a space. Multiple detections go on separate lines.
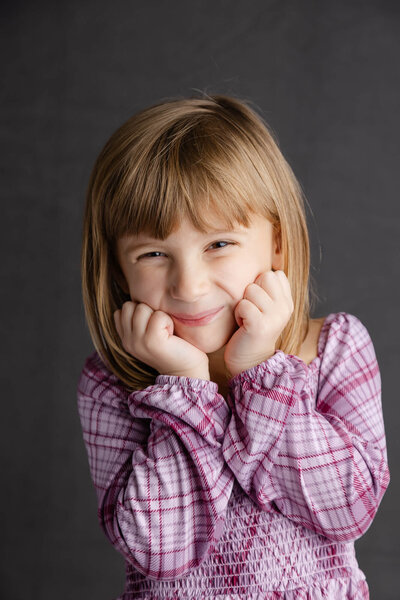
115, 212, 283, 354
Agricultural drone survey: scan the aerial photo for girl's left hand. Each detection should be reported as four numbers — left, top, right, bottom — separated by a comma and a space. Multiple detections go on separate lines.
224, 270, 294, 378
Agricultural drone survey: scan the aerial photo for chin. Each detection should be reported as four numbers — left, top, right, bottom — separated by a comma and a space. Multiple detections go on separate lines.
178, 324, 237, 354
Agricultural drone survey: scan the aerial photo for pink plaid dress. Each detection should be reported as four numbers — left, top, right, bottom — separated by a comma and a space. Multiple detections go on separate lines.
77, 312, 390, 599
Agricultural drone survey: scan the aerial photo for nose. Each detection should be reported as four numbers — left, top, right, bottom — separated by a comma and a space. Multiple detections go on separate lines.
169, 259, 210, 302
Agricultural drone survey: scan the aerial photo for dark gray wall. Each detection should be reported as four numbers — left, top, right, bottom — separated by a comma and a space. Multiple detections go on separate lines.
1, 1, 398, 598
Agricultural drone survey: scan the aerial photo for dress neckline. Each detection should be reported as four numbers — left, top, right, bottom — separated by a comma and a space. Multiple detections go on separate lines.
302, 312, 337, 371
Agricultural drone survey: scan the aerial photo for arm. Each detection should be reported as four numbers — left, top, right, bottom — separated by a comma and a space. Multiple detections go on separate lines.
77, 354, 234, 580
222, 313, 390, 542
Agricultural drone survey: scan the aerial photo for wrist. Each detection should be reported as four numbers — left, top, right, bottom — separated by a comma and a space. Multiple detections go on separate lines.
162, 369, 210, 381
228, 352, 275, 378
182, 371, 211, 381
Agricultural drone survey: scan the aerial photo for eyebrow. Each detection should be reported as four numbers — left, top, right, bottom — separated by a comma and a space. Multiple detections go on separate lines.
123, 229, 247, 255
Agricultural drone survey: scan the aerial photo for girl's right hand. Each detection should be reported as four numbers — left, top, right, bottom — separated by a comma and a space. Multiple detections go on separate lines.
113, 301, 210, 381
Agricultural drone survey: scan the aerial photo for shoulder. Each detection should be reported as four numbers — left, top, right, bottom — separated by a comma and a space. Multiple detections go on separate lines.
318, 312, 376, 360
77, 350, 129, 407
300, 313, 371, 366
316, 312, 379, 384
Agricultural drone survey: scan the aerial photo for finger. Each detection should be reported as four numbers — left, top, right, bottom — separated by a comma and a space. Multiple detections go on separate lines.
255, 270, 283, 301
234, 298, 261, 330
274, 270, 294, 308
130, 302, 153, 337
113, 309, 122, 339
118, 301, 136, 336
243, 282, 273, 312
146, 310, 174, 341
274, 270, 289, 287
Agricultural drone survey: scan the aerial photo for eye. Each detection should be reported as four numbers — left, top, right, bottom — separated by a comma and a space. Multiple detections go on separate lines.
208, 241, 235, 250
136, 241, 235, 260
137, 251, 166, 259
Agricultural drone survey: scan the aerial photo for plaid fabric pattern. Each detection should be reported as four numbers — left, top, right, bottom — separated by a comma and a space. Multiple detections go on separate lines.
223, 312, 390, 542
77, 312, 389, 597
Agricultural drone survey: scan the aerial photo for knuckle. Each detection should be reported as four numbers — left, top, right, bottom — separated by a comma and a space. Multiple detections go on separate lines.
241, 297, 253, 309
152, 309, 165, 321
246, 283, 258, 295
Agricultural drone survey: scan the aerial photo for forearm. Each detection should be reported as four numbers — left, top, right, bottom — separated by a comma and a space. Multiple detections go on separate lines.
222, 345, 390, 542
101, 418, 234, 579
78, 362, 234, 580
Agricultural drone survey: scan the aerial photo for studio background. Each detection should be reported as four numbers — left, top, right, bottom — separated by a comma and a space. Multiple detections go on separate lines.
1, 1, 398, 598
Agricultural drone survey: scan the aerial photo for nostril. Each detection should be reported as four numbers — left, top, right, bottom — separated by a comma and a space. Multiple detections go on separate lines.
170, 272, 209, 302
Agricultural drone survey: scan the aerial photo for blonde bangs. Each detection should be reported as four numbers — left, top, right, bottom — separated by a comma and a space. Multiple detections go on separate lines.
102, 112, 276, 246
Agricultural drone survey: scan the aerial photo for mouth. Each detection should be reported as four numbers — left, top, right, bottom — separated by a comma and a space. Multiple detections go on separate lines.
171, 306, 224, 327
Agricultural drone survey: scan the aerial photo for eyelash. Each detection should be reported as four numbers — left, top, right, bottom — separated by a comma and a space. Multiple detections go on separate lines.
138, 241, 235, 260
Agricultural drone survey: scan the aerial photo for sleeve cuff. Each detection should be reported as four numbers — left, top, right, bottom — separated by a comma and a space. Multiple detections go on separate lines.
228, 350, 308, 390
155, 374, 219, 394
129, 375, 228, 443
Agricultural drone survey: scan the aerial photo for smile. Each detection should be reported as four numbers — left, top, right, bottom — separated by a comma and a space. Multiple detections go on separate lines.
172, 306, 224, 327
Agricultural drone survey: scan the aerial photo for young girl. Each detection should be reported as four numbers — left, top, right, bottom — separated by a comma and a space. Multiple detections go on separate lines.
77, 94, 390, 599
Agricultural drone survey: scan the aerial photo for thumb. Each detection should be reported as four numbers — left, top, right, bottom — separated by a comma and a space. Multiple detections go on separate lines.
147, 310, 175, 340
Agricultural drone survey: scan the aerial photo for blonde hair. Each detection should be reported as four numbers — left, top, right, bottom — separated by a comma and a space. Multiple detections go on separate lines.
81, 93, 319, 391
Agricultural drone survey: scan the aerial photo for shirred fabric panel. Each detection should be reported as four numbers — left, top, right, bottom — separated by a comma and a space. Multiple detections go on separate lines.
121, 478, 369, 599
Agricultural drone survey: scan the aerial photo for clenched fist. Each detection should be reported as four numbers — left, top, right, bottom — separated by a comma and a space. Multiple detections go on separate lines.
224, 270, 294, 377
113, 302, 210, 380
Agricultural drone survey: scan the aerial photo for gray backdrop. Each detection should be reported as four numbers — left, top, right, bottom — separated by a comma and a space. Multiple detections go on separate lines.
1, 1, 398, 598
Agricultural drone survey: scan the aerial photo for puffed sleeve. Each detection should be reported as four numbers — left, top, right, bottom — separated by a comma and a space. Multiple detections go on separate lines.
222, 312, 390, 542
77, 352, 234, 580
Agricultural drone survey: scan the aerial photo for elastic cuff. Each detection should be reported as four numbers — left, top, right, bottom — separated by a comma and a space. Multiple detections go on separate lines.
228, 350, 307, 388
155, 374, 219, 394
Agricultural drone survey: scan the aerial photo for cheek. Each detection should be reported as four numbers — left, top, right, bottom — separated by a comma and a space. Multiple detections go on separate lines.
219, 264, 259, 299
127, 273, 165, 306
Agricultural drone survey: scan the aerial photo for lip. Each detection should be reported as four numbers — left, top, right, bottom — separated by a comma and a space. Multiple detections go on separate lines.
171, 306, 224, 326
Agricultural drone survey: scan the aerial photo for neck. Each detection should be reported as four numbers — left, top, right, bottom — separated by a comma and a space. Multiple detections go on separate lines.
207, 345, 232, 385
